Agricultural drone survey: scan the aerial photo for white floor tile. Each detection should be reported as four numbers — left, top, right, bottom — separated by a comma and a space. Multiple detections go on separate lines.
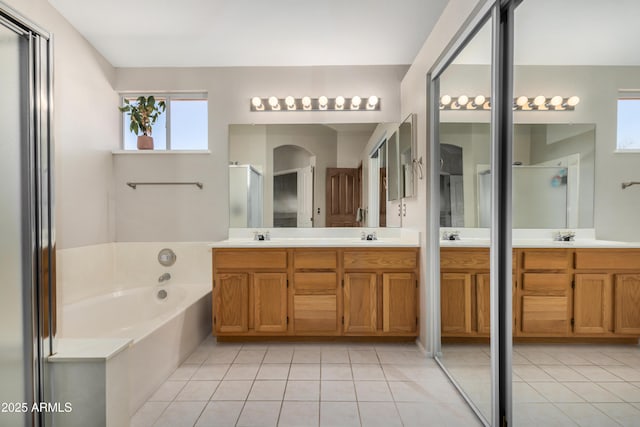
513, 365, 555, 382
555, 403, 620, 427
284, 380, 320, 401
528, 382, 585, 403
289, 364, 320, 380
351, 364, 385, 380
169, 364, 199, 381
278, 401, 320, 427
320, 402, 360, 427
257, 364, 290, 380
130, 401, 169, 427
388, 381, 433, 402
396, 401, 482, 427
153, 401, 207, 427
148, 380, 187, 401
354, 380, 393, 402
564, 382, 623, 403
248, 380, 286, 401
225, 364, 260, 380
203, 350, 239, 364
195, 401, 244, 427
573, 365, 625, 382
183, 349, 209, 365
263, 349, 293, 364
192, 364, 230, 381
321, 380, 356, 401
512, 382, 548, 403
593, 402, 640, 427
604, 366, 640, 382
358, 402, 402, 427
599, 382, 640, 402
512, 403, 576, 427
348, 350, 379, 364
235, 350, 266, 364
293, 349, 321, 363
540, 365, 590, 382
175, 380, 219, 401
211, 380, 253, 401
321, 349, 350, 364
321, 363, 352, 380
236, 401, 281, 427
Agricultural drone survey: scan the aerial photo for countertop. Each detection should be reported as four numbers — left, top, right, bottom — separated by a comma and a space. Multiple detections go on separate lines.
440, 238, 640, 248
210, 237, 419, 248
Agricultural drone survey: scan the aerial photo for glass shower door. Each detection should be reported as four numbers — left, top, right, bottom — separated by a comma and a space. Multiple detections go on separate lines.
0, 20, 32, 427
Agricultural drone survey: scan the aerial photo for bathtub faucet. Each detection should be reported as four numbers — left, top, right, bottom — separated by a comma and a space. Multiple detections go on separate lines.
158, 272, 171, 283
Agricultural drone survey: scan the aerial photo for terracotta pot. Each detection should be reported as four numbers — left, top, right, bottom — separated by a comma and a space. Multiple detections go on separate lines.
137, 135, 154, 150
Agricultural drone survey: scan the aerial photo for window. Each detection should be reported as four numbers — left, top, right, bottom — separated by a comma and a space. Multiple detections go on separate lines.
121, 93, 208, 150
617, 96, 640, 151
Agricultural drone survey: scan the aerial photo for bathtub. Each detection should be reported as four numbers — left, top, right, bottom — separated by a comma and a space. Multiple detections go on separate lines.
59, 282, 212, 415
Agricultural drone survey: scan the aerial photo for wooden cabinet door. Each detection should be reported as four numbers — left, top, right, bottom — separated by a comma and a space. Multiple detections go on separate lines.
476, 273, 491, 335
254, 273, 288, 333
214, 273, 249, 333
441, 273, 472, 335
344, 273, 377, 333
382, 273, 417, 333
519, 273, 571, 336
615, 274, 640, 334
574, 274, 611, 334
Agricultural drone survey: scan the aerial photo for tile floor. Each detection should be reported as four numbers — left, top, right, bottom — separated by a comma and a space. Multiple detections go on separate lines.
131, 337, 481, 427
442, 343, 640, 426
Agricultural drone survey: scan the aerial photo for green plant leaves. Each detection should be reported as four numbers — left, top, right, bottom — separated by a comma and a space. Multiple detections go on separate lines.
120, 95, 166, 136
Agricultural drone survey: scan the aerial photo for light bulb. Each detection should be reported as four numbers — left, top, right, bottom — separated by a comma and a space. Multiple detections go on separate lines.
550, 95, 563, 107
319, 96, 328, 109
516, 96, 528, 107
367, 95, 379, 109
351, 96, 362, 109
335, 96, 345, 109
457, 95, 469, 106
251, 97, 263, 108
473, 95, 486, 106
302, 96, 312, 109
533, 95, 546, 106
285, 96, 296, 109
440, 95, 452, 106
567, 96, 580, 106
268, 96, 279, 108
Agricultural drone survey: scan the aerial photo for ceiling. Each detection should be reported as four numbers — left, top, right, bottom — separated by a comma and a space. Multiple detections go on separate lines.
48, 0, 449, 68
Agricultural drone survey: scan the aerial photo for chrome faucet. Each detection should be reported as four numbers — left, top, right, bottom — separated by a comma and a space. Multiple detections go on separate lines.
158, 272, 171, 283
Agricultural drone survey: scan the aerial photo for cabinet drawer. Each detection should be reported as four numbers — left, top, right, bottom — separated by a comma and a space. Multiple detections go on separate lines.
521, 250, 571, 270
343, 250, 417, 269
521, 295, 569, 335
294, 272, 337, 294
294, 295, 338, 333
214, 250, 287, 269
576, 250, 640, 270
294, 250, 337, 270
522, 273, 571, 294
441, 249, 489, 270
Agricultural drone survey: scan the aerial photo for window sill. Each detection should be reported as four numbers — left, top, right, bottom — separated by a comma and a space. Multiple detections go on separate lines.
112, 150, 211, 155
613, 150, 640, 154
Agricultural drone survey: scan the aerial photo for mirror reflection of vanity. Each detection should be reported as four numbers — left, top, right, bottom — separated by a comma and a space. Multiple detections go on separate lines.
228, 119, 416, 229
440, 122, 595, 229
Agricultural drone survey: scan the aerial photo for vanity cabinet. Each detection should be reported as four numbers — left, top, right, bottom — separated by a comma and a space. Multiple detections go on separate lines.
342, 249, 419, 336
213, 249, 288, 336
441, 247, 640, 341
292, 250, 339, 335
212, 247, 419, 339
440, 248, 492, 337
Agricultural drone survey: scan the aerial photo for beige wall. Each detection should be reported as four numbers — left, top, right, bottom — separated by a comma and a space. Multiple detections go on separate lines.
4, 0, 119, 250
114, 66, 405, 241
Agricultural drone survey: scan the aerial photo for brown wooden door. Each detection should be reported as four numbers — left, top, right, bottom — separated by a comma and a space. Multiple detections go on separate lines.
214, 273, 249, 333
344, 273, 377, 333
574, 274, 611, 334
382, 273, 417, 333
254, 273, 288, 332
440, 273, 472, 335
379, 168, 387, 227
326, 168, 360, 227
615, 274, 640, 334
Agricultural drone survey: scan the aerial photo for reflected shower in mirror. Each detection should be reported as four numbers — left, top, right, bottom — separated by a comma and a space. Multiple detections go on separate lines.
439, 123, 595, 228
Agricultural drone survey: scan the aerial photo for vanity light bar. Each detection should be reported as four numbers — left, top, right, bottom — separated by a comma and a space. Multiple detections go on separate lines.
440, 95, 580, 111
250, 96, 381, 112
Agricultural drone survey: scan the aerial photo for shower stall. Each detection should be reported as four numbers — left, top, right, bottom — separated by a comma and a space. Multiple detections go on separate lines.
229, 164, 263, 228
0, 3, 54, 426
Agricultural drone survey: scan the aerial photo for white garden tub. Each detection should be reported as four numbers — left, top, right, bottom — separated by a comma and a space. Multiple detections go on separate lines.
59, 283, 211, 414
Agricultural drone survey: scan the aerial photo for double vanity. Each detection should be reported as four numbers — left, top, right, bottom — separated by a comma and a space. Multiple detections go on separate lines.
210, 229, 420, 340
441, 229, 640, 342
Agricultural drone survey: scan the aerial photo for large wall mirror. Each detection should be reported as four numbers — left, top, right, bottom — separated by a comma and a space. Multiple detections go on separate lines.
229, 121, 416, 228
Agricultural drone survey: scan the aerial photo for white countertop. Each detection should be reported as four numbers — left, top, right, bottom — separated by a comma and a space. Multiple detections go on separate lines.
439, 228, 640, 248
210, 228, 420, 248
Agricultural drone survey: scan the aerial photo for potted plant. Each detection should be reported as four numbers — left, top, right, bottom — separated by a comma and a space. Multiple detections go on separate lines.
119, 96, 166, 150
